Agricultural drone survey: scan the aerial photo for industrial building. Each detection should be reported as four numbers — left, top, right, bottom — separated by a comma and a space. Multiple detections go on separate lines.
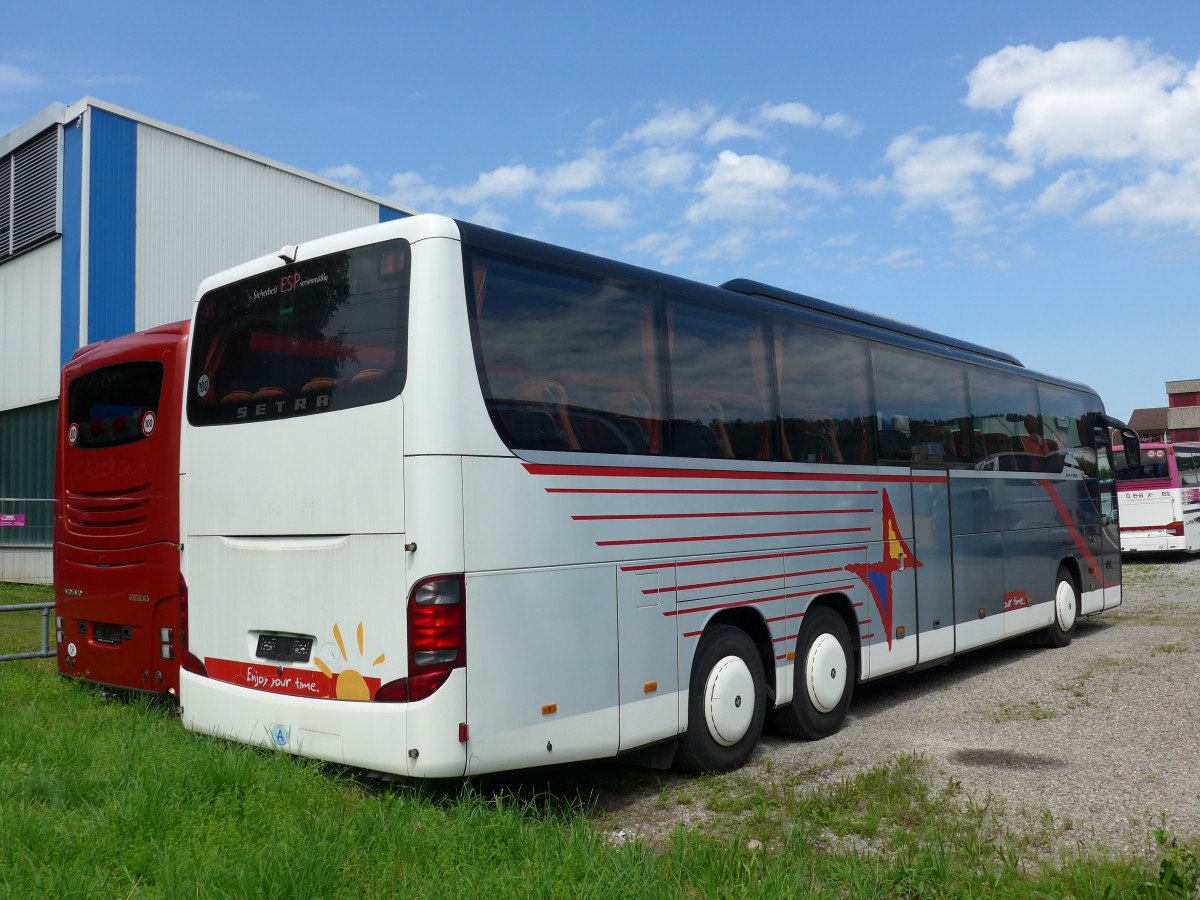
1129, 379, 1200, 444
0, 98, 414, 583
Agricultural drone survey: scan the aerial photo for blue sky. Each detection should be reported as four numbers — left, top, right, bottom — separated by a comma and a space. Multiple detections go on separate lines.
4, 2, 1200, 422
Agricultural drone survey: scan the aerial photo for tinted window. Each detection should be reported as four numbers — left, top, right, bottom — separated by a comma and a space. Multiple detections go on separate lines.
469, 250, 666, 455
67, 361, 164, 449
777, 321, 874, 465
968, 368, 1042, 471
1177, 448, 1200, 486
872, 346, 970, 465
1114, 447, 1170, 481
187, 240, 409, 426
1037, 384, 1103, 478
666, 299, 775, 460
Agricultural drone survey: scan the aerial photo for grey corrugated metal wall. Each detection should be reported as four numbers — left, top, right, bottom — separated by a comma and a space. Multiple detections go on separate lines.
0, 400, 57, 548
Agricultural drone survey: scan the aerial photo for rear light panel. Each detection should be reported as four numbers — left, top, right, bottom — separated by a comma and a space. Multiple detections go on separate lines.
375, 574, 465, 703
179, 573, 208, 677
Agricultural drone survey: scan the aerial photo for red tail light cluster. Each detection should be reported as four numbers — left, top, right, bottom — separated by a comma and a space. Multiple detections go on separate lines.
1167, 521, 1185, 536
179, 574, 207, 677
374, 575, 465, 703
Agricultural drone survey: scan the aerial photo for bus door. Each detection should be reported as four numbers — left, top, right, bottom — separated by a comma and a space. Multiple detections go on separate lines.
1096, 440, 1122, 609
911, 470, 955, 664
616, 563, 678, 751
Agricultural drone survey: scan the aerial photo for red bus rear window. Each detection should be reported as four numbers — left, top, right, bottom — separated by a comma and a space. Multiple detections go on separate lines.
67, 361, 164, 449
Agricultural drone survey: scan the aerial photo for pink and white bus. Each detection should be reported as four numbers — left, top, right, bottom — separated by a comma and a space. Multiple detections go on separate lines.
178, 215, 1136, 777
1115, 442, 1200, 554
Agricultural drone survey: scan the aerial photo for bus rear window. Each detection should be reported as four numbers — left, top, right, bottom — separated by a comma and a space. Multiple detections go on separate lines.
187, 240, 410, 426
67, 361, 164, 449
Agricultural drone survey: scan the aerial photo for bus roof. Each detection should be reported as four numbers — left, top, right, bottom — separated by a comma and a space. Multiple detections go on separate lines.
720, 278, 1023, 368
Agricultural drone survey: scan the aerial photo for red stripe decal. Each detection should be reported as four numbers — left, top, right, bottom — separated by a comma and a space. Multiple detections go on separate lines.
665, 584, 856, 617
548, 487, 878, 496
618, 545, 869, 573
525, 462, 945, 484
1037, 479, 1118, 588
574, 508, 871, 522
599, 527, 870, 547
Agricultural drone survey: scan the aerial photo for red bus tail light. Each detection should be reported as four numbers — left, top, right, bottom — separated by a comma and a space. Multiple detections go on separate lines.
374, 575, 465, 703
1167, 521, 1185, 536
178, 573, 208, 677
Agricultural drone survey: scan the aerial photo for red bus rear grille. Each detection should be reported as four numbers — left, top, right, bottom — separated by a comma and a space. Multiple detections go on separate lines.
65, 484, 153, 532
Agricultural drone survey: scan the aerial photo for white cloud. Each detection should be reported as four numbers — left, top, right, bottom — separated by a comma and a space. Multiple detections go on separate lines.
966, 37, 1200, 166
321, 163, 370, 192
1087, 161, 1200, 232
697, 228, 755, 261
387, 171, 443, 210
878, 247, 923, 269
445, 164, 539, 205
625, 147, 697, 188
1033, 170, 1105, 215
543, 151, 607, 195
759, 101, 861, 136
705, 116, 764, 144
539, 197, 628, 227
0, 63, 41, 92
624, 104, 716, 145
626, 231, 694, 266
885, 131, 1030, 228
821, 234, 858, 247
685, 151, 794, 223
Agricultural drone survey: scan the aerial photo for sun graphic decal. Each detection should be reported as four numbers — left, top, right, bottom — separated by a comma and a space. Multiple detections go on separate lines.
315, 622, 386, 701
844, 490, 921, 649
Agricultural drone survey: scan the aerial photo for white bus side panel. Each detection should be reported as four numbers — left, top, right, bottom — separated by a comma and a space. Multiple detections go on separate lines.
464, 566, 620, 774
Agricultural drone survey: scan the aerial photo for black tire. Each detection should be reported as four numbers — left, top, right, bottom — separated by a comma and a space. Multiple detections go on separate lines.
675, 625, 766, 774
1045, 565, 1078, 647
770, 605, 855, 740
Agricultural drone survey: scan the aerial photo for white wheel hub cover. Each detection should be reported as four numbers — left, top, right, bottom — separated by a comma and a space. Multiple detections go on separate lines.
704, 655, 755, 746
806, 633, 847, 714
1055, 579, 1077, 631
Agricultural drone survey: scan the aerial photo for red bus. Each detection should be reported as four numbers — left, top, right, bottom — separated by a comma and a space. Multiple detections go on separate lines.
54, 321, 188, 695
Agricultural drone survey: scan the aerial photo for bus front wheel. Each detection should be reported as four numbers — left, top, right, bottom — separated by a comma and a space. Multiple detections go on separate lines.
676, 625, 765, 773
771, 605, 855, 740
1045, 566, 1078, 647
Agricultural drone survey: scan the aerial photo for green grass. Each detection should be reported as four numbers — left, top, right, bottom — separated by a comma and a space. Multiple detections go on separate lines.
1, 580, 1197, 897
0, 581, 52, 657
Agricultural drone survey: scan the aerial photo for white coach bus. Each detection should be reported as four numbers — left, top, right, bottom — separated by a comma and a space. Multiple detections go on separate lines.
179, 214, 1136, 777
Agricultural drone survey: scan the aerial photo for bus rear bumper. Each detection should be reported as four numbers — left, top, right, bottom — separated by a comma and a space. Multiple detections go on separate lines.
179, 667, 467, 778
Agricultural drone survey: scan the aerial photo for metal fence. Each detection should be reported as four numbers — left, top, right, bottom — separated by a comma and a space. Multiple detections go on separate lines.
0, 601, 55, 661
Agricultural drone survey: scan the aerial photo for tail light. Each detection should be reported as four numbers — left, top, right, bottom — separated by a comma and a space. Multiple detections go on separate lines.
374, 575, 465, 703
178, 574, 207, 677
1167, 521, 1185, 536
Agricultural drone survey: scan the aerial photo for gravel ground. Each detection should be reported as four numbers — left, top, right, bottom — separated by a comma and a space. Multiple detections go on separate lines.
604, 555, 1200, 860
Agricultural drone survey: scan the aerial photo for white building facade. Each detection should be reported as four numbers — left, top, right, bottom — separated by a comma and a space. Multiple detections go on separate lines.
0, 98, 413, 583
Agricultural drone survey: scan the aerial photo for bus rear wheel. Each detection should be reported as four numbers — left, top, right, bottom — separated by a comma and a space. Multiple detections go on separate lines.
676, 625, 765, 774
1045, 565, 1078, 647
770, 605, 855, 740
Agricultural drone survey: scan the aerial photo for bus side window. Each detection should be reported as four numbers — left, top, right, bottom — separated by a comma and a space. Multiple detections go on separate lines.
776, 321, 873, 466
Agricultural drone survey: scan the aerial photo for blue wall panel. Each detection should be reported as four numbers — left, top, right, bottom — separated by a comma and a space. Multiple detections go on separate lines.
60, 119, 83, 365
379, 205, 406, 223
87, 109, 137, 344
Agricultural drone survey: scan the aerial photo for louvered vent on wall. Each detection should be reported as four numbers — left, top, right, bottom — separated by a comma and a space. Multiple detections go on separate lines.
0, 158, 10, 259
0, 126, 60, 261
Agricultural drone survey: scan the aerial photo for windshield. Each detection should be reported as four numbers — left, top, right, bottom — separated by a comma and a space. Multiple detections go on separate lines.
187, 240, 410, 426
1114, 447, 1170, 481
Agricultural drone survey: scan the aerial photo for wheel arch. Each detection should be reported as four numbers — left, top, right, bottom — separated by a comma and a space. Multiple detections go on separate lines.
803, 590, 862, 681
701, 606, 776, 700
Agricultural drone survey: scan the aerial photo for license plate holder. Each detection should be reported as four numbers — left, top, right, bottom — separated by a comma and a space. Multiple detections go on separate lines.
256, 633, 313, 663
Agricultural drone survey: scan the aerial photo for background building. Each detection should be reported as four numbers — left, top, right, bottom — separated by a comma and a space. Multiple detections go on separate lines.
1127, 379, 1200, 444
0, 98, 413, 583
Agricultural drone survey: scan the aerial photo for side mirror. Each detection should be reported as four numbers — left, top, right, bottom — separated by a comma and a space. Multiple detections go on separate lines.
1096, 413, 1140, 468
